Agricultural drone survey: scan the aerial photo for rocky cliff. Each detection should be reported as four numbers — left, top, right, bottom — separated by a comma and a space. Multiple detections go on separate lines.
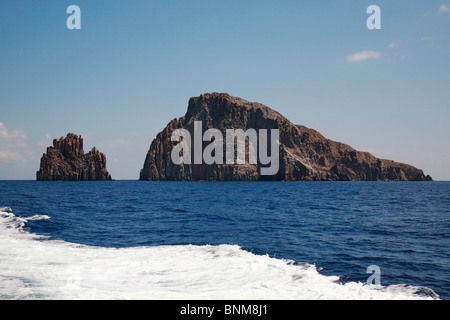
140, 93, 432, 181
36, 133, 112, 181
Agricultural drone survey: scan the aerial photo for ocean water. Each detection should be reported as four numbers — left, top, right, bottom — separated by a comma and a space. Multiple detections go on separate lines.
0, 181, 448, 300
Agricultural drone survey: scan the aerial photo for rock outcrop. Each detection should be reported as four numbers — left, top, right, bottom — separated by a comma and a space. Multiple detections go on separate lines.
140, 93, 432, 181
37, 133, 112, 181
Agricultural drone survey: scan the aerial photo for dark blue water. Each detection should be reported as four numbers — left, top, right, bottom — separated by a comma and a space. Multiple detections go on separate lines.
1, 181, 449, 299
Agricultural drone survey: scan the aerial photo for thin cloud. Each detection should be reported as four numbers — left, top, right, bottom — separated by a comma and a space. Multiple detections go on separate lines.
420, 36, 440, 48
36, 133, 53, 148
439, 4, 450, 13
0, 122, 29, 162
388, 41, 400, 48
0, 123, 47, 162
346, 50, 382, 62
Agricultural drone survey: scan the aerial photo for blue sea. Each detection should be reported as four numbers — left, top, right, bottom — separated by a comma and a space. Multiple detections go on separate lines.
0, 181, 449, 300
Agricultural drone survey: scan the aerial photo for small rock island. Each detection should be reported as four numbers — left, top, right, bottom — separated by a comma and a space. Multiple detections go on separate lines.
36, 133, 112, 181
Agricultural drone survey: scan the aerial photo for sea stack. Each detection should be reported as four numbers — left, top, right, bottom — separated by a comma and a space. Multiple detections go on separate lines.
37, 133, 112, 181
140, 93, 432, 181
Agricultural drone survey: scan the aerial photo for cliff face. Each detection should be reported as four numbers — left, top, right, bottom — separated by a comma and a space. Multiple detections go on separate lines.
36, 133, 112, 181
140, 93, 432, 181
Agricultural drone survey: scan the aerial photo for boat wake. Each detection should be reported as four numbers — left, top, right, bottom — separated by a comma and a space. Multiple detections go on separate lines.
0, 207, 439, 300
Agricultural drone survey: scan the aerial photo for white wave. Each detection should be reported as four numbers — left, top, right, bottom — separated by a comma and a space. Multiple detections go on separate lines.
0, 207, 50, 234
0, 207, 439, 300
25, 215, 51, 221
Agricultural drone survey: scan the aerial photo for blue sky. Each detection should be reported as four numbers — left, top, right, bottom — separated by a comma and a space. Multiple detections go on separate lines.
1, 0, 449, 180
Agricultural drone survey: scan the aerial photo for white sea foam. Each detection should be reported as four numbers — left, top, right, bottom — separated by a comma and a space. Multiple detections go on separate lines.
0, 207, 439, 300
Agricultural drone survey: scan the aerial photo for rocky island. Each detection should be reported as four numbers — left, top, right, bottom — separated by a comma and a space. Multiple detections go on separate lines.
36, 133, 112, 181
140, 93, 432, 181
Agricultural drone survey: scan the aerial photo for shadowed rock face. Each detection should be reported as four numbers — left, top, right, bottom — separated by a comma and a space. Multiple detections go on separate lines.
36, 133, 112, 181
140, 93, 432, 181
